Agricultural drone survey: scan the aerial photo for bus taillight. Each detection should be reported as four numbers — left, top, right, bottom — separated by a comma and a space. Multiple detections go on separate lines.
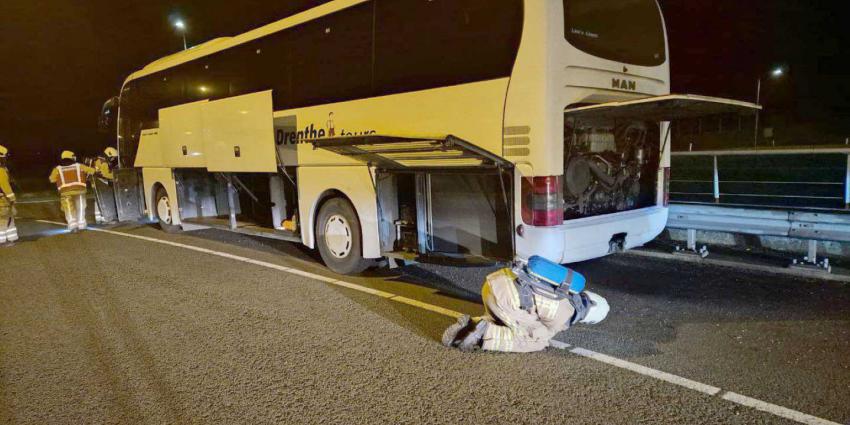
522, 176, 564, 227
663, 167, 671, 207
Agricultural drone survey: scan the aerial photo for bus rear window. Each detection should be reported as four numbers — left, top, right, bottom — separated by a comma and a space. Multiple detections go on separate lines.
564, 0, 666, 67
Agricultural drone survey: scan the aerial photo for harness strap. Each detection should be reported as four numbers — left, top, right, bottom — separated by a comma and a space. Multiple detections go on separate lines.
513, 268, 567, 312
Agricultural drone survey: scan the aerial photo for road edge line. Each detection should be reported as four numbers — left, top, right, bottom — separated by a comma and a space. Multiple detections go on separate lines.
721, 392, 841, 425
570, 347, 721, 396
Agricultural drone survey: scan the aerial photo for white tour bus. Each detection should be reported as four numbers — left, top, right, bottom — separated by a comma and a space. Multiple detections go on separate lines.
100, 0, 758, 274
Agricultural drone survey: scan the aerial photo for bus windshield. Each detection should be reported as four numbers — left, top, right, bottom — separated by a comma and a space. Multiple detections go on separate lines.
564, 0, 666, 67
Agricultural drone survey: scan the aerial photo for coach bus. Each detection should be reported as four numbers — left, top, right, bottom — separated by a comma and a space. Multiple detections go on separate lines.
99, 0, 759, 274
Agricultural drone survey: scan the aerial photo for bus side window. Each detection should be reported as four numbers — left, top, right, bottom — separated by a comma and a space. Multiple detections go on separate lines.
373, 0, 523, 96
288, 1, 373, 108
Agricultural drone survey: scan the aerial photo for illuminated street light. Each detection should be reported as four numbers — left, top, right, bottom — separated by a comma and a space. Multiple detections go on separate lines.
754, 66, 787, 147
174, 19, 188, 50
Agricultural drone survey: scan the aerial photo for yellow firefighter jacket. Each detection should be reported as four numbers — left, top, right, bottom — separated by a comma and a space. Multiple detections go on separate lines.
94, 158, 114, 180
0, 167, 15, 210
49, 163, 95, 196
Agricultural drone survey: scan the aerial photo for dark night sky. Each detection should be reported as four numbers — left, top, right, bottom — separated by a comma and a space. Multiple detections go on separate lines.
1, 0, 848, 173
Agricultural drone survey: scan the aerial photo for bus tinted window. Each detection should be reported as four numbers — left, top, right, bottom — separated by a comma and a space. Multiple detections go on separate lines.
564, 0, 666, 67
374, 0, 523, 95
289, 2, 373, 107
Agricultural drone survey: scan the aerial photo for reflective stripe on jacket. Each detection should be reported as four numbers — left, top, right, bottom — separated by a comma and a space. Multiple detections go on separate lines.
50, 163, 94, 194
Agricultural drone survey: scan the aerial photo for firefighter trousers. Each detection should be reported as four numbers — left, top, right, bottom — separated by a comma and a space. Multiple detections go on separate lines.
60, 192, 87, 231
0, 209, 17, 244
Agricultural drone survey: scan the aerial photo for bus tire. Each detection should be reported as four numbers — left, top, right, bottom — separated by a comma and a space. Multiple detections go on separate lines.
316, 197, 370, 275
154, 186, 181, 234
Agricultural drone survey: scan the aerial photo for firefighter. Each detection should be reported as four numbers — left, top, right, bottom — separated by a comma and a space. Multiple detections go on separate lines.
91, 147, 118, 224
49, 151, 95, 232
0, 145, 19, 246
94, 147, 117, 180
442, 256, 610, 353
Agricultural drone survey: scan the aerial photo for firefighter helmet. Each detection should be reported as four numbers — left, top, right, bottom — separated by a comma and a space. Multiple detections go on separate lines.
61, 150, 76, 161
580, 291, 610, 325
0, 145, 7, 158
104, 147, 118, 158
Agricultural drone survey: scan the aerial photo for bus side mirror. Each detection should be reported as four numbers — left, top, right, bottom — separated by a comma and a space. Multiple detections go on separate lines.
99, 96, 120, 133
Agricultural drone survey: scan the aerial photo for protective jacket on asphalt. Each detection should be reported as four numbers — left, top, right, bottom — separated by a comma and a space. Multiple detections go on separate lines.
480, 269, 576, 353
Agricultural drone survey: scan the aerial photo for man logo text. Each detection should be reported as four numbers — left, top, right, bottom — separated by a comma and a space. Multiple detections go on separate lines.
612, 79, 637, 91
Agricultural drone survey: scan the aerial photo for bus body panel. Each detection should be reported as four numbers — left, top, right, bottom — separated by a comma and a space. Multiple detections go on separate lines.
159, 100, 208, 168
298, 165, 382, 259
135, 129, 163, 168
518, 206, 668, 264
274, 79, 510, 167
203, 91, 277, 173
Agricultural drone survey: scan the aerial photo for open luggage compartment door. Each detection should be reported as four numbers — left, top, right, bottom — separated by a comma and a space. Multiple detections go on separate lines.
312, 135, 511, 170
564, 94, 761, 120
314, 135, 515, 264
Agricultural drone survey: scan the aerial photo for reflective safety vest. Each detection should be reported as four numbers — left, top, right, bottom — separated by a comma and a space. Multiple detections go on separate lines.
54, 164, 87, 190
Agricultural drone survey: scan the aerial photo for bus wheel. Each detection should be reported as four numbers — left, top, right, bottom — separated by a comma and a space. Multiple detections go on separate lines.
155, 187, 181, 234
316, 197, 370, 275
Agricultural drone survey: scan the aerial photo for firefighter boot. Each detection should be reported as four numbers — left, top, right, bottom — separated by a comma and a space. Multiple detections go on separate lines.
459, 320, 488, 352
442, 315, 471, 348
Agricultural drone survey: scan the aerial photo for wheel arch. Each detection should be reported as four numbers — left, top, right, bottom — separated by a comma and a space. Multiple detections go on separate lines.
141, 168, 181, 225
309, 188, 360, 250
298, 167, 381, 259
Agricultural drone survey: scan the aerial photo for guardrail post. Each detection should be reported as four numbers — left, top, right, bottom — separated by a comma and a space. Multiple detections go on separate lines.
806, 240, 818, 264
713, 155, 720, 203
687, 229, 697, 252
844, 154, 850, 209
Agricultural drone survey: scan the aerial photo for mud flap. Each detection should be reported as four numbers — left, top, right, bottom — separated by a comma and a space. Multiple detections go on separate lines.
113, 169, 144, 222
93, 177, 119, 223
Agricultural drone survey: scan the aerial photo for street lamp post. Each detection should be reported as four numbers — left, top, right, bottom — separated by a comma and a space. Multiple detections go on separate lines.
754, 67, 784, 148
174, 20, 187, 50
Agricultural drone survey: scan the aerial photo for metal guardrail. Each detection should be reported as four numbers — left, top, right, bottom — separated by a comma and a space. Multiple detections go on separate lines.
667, 203, 850, 270
670, 148, 850, 210
668, 204, 850, 242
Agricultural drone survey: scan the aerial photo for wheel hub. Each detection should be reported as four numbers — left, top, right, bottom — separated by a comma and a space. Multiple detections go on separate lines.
157, 196, 172, 225
324, 214, 352, 259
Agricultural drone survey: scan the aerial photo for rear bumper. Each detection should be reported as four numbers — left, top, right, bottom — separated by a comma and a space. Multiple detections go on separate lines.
516, 206, 669, 264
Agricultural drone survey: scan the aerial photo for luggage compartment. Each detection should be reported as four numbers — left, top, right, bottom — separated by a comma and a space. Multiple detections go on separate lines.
377, 169, 514, 264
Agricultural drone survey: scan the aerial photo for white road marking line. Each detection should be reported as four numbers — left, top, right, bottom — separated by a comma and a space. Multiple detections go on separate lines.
721, 392, 840, 425
549, 340, 571, 349
34, 220, 843, 425
570, 347, 722, 396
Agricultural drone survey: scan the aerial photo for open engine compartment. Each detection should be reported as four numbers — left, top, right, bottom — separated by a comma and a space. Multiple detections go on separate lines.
563, 118, 660, 220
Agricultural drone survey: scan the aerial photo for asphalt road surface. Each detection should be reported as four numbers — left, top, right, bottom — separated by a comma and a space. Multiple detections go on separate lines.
1, 200, 848, 424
